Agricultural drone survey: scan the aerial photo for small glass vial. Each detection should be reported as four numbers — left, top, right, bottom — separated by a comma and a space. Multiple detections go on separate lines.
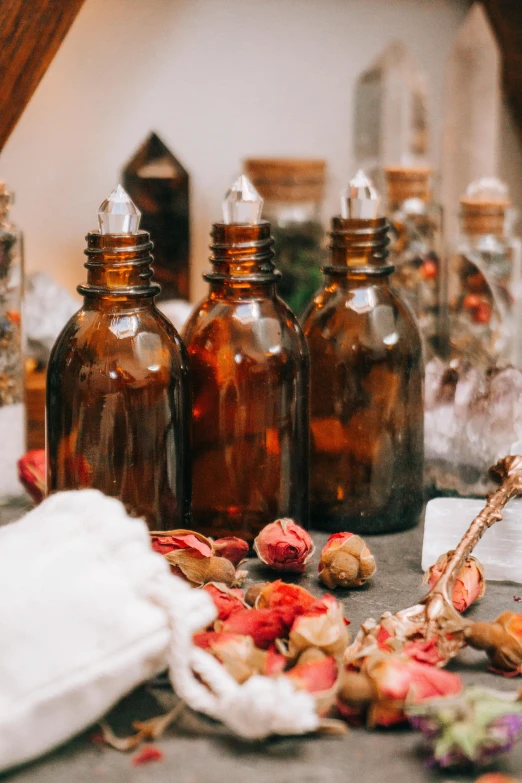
183, 176, 309, 543
448, 178, 520, 367
47, 186, 191, 529
244, 159, 326, 316
0, 183, 25, 502
384, 166, 444, 355
302, 171, 424, 533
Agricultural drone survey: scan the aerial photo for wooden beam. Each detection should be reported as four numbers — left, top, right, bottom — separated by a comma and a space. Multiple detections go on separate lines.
0, 0, 86, 152
482, 0, 522, 138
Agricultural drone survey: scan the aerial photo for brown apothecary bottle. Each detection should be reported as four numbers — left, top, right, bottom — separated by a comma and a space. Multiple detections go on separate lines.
302, 172, 424, 533
183, 177, 309, 543
46, 187, 191, 530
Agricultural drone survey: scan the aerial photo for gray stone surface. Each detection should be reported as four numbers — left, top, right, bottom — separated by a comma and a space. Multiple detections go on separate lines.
3, 505, 522, 782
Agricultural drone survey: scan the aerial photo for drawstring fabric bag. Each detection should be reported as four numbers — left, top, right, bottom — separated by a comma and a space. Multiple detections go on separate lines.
0, 490, 318, 772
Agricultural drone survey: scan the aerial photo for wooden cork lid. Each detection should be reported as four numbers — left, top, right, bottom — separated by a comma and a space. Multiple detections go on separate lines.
244, 158, 326, 202
460, 198, 509, 235
384, 166, 432, 204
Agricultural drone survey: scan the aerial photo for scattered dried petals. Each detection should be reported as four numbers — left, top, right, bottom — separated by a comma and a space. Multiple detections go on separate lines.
213, 536, 249, 566
318, 533, 376, 589
17, 449, 46, 504
254, 518, 315, 573
288, 594, 350, 659
203, 583, 246, 621
193, 631, 285, 683
131, 746, 164, 766
150, 529, 213, 558
221, 608, 290, 649
425, 552, 485, 613
256, 580, 317, 626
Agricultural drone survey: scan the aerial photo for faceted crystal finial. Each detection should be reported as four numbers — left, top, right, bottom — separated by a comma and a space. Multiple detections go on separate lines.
222, 175, 263, 224
98, 184, 141, 234
341, 169, 379, 219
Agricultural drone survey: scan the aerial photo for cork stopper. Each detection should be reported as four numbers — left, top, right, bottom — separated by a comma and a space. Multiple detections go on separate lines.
460, 178, 510, 235
384, 166, 432, 205
243, 158, 325, 203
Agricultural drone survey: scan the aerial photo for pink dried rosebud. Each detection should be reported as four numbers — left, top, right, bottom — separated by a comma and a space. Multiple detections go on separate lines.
318, 532, 376, 589
17, 449, 46, 504
253, 518, 315, 573
425, 552, 485, 613
213, 536, 249, 566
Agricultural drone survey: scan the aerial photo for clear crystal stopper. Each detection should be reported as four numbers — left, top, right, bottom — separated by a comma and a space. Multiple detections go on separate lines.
341, 169, 380, 219
465, 177, 509, 203
222, 175, 263, 224
98, 184, 141, 234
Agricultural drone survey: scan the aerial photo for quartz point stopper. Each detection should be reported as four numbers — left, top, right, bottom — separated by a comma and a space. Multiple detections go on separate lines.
222, 175, 263, 224
341, 169, 380, 219
98, 184, 141, 234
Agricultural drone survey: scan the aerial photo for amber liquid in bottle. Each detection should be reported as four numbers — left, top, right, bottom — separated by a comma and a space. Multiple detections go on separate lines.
183, 221, 309, 543
46, 230, 191, 530
302, 216, 424, 533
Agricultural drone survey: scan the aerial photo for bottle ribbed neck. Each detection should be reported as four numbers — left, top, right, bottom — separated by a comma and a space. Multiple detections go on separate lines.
78, 230, 160, 299
204, 221, 279, 284
324, 216, 393, 276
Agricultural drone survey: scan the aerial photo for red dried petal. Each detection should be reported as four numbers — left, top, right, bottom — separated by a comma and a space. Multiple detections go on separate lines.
17, 449, 46, 504
131, 746, 164, 766
203, 583, 245, 621
257, 580, 317, 625
150, 533, 212, 558
287, 656, 338, 693
222, 608, 290, 649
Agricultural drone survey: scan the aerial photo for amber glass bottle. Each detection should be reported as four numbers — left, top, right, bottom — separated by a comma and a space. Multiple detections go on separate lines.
47, 186, 190, 530
183, 177, 309, 543
302, 172, 424, 533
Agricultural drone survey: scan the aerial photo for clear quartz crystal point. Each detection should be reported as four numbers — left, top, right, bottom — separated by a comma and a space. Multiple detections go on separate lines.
222, 175, 263, 224
98, 184, 141, 234
341, 169, 380, 219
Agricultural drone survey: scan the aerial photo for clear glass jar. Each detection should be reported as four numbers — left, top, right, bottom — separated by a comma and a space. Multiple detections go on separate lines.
385, 167, 444, 357
0, 183, 25, 502
244, 159, 326, 316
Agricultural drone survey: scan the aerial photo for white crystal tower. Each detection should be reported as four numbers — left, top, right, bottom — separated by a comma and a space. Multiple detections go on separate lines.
341, 170, 380, 219
98, 184, 141, 234
222, 175, 263, 225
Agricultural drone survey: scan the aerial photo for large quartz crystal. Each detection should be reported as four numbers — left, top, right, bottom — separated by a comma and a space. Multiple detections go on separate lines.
341, 170, 379, 219
222, 175, 263, 224
98, 185, 141, 235
425, 356, 522, 496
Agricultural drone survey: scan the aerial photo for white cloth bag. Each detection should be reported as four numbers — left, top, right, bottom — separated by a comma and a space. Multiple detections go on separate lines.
0, 490, 318, 771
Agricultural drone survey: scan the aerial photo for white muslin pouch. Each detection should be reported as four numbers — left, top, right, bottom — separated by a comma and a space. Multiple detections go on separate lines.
0, 490, 318, 771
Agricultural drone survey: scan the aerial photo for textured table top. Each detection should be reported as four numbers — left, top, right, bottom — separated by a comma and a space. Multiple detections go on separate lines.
3, 503, 522, 783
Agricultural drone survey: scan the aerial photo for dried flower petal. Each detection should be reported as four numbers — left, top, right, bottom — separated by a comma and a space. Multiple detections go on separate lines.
221, 608, 291, 649
213, 536, 249, 566
288, 594, 350, 659
318, 532, 376, 589
17, 449, 45, 504
256, 580, 318, 626
165, 550, 236, 586
408, 686, 522, 768
466, 612, 522, 674
286, 656, 338, 694
254, 518, 315, 573
202, 583, 246, 621
132, 746, 164, 766
193, 631, 285, 683
150, 529, 213, 558
425, 552, 485, 612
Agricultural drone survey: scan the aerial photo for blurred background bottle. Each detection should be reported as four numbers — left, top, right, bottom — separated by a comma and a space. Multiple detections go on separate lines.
244, 158, 326, 315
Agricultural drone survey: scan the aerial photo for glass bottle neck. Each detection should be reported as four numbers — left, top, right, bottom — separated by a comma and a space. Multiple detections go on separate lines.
78, 230, 160, 304
204, 220, 279, 297
324, 216, 393, 278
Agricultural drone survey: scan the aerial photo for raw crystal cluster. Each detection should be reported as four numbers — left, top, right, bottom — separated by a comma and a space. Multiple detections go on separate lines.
424, 356, 522, 496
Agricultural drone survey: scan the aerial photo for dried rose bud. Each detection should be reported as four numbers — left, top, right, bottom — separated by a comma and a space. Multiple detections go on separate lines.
244, 582, 269, 606
465, 611, 522, 674
165, 550, 237, 587
288, 594, 350, 659
17, 449, 46, 504
202, 583, 246, 621
286, 656, 339, 716
256, 580, 317, 626
150, 529, 213, 558
213, 536, 249, 567
221, 607, 291, 649
425, 552, 485, 612
193, 631, 286, 683
318, 532, 376, 589
253, 518, 315, 573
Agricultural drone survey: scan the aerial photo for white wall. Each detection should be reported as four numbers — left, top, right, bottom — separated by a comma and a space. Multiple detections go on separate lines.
0, 0, 493, 303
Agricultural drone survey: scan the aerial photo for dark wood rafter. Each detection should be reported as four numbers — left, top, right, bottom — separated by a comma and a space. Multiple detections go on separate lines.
482, 0, 522, 137
0, 0, 86, 152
